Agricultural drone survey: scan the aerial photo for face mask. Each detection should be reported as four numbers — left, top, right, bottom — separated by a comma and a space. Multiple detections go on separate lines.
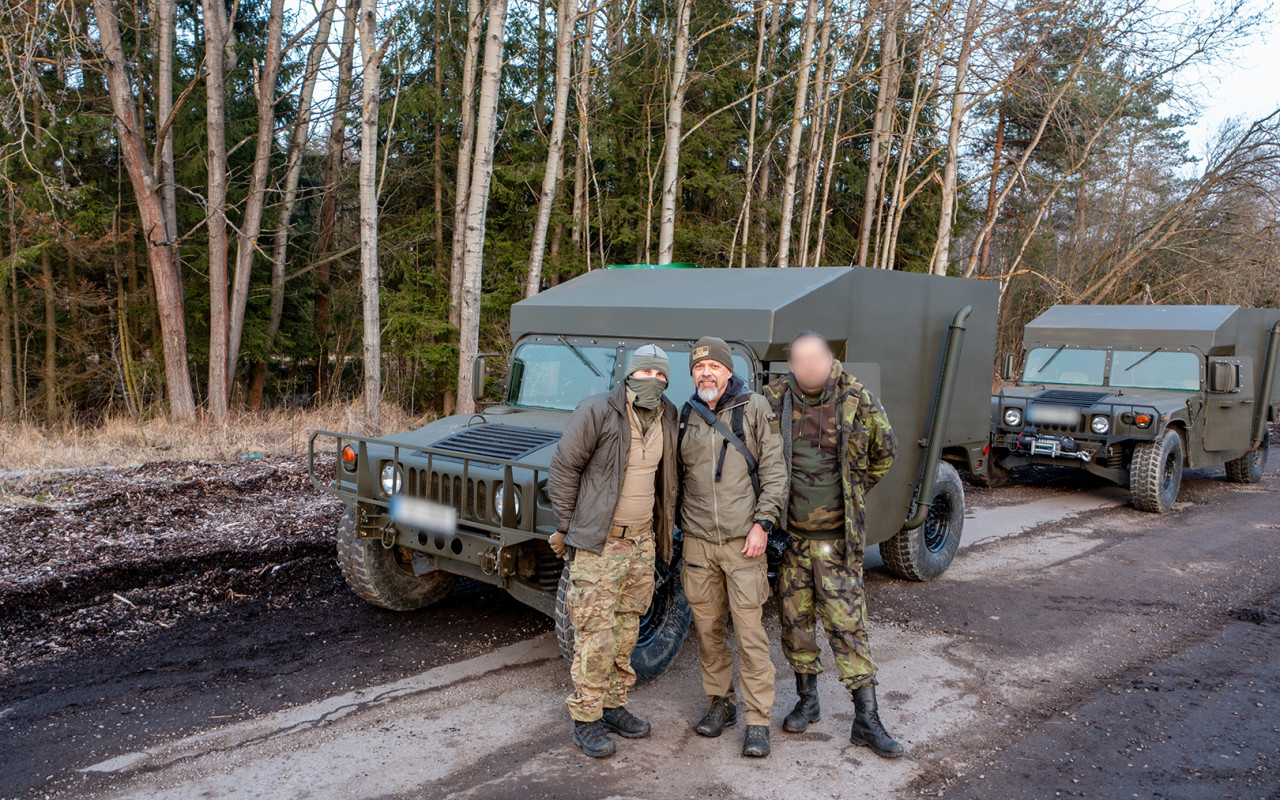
626, 376, 666, 410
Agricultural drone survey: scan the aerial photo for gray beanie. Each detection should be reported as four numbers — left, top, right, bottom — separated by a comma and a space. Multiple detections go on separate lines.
626, 343, 670, 380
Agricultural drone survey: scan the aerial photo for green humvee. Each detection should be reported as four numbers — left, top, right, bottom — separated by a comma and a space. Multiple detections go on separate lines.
988, 305, 1280, 512
308, 266, 998, 683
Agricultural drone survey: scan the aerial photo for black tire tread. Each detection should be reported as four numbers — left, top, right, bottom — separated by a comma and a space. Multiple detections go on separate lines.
335, 508, 456, 611
883, 462, 965, 582
1224, 435, 1269, 484
1130, 429, 1183, 513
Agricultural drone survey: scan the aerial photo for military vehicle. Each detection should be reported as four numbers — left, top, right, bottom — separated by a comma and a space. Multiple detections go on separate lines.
988, 305, 1280, 512
308, 266, 998, 683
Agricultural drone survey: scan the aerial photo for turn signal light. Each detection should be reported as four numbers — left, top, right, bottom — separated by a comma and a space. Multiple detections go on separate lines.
341, 444, 358, 470
1134, 413, 1152, 428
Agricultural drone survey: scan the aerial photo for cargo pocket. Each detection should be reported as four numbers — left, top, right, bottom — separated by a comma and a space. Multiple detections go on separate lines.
727, 563, 770, 610
568, 569, 606, 632
681, 562, 712, 606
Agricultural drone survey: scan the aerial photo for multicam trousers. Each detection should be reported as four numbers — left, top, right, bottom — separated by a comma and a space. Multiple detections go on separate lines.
565, 521, 656, 722
776, 535, 877, 690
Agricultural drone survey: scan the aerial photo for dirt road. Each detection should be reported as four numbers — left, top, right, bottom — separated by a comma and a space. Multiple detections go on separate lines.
2, 447, 1277, 799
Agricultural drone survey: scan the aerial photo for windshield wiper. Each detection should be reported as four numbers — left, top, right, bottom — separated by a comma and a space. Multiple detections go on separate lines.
558, 335, 603, 377
1123, 346, 1163, 371
1034, 345, 1067, 375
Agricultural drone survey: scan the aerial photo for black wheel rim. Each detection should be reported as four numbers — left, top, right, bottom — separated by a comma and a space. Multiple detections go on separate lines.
924, 491, 955, 553
1162, 452, 1176, 492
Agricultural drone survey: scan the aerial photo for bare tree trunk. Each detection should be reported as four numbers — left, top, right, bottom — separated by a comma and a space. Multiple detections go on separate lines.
976, 106, 1005, 277
775, 0, 819, 268
358, 0, 384, 429
656, 0, 691, 264
857, 0, 903, 268
449, 0, 483, 329
455, 0, 509, 414
930, 0, 984, 275
797, 2, 835, 268
250, 0, 337, 410
314, 0, 358, 402
733, 0, 770, 269
155, 0, 178, 265
41, 246, 57, 426
93, 0, 195, 419
203, 0, 231, 419
812, 91, 844, 266
433, 0, 446, 274
570, 3, 595, 261
0, 232, 13, 420
525, 0, 576, 297
225, 0, 285, 406
754, 0, 783, 268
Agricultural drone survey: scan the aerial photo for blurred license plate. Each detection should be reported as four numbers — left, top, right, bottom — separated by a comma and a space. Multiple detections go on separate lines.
1026, 404, 1081, 426
388, 496, 458, 536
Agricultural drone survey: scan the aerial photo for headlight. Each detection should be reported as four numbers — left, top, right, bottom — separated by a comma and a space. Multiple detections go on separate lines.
1003, 407, 1023, 427
494, 484, 521, 519
380, 462, 402, 495
1091, 415, 1111, 435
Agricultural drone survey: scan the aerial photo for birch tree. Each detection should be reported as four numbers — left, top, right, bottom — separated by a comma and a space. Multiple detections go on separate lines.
774, 0, 819, 268
456, 0, 510, 413
656, 0, 692, 265
358, 0, 385, 427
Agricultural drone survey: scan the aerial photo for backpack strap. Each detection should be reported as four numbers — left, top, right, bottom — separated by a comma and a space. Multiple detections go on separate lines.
687, 395, 762, 498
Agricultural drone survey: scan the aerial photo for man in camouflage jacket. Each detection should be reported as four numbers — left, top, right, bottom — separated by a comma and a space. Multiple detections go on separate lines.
761, 331, 905, 758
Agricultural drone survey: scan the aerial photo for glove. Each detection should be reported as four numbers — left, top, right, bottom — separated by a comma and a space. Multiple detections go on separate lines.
549, 531, 568, 559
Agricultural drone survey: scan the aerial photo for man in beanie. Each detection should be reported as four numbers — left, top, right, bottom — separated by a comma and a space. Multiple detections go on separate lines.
761, 331, 903, 757
676, 336, 786, 757
548, 344, 680, 758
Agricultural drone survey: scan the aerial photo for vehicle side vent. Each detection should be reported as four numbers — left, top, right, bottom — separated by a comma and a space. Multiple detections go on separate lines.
426, 424, 562, 462
1034, 389, 1110, 405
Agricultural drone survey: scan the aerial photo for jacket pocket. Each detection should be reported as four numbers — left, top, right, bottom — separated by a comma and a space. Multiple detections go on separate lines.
845, 426, 871, 473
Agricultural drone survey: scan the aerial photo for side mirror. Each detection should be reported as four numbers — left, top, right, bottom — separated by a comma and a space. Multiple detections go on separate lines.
472, 356, 486, 402
1000, 353, 1016, 382
1208, 360, 1240, 393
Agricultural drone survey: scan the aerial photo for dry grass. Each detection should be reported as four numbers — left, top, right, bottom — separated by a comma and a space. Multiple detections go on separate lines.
0, 401, 432, 473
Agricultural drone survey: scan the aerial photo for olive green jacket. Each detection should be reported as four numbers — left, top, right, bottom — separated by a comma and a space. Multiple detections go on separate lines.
548, 380, 678, 564
763, 362, 897, 561
677, 375, 787, 545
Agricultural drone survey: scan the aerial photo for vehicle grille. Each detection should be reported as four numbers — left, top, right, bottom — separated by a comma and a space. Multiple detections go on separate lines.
427, 424, 561, 462
1035, 389, 1110, 405
405, 468, 502, 523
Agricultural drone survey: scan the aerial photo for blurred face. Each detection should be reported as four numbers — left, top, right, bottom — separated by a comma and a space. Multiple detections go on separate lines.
631, 367, 668, 383
789, 336, 835, 392
692, 359, 732, 405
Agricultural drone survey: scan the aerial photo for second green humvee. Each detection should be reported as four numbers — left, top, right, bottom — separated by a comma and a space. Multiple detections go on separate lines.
309, 266, 998, 683
988, 305, 1280, 512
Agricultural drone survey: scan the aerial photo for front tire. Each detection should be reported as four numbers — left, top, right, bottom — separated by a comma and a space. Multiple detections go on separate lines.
883, 462, 965, 581
1130, 429, 1183, 513
335, 508, 457, 610
1225, 434, 1269, 484
555, 558, 691, 687
969, 451, 1011, 488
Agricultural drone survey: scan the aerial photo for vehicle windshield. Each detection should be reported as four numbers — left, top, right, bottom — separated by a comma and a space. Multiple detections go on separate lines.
508, 341, 755, 411
1022, 347, 1108, 386
1110, 349, 1201, 391
509, 342, 617, 411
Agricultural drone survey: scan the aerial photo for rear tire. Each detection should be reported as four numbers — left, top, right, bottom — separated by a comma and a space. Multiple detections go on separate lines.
883, 462, 965, 581
335, 508, 456, 610
1130, 430, 1183, 513
555, 557, 691, 687
1225, 434, 1269, 484
969, 452, 1011, 488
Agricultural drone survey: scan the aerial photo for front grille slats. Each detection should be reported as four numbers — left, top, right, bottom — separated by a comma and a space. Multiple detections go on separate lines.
424, 424, 561, 461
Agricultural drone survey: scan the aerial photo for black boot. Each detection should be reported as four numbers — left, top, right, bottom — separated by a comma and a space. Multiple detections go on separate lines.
782, 672, 821, 733
694, 696, 738, 737
850, 685, 904, 758
742, 724, 771, 757
572, 720, 616, 758
602, 705, 651, 739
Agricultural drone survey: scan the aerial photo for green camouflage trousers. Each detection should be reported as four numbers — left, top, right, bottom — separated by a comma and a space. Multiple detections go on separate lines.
776, 535, 877, 690
565, 522, 655, 722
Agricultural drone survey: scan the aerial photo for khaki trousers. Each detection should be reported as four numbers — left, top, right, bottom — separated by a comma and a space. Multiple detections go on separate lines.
681, 535, 776, 726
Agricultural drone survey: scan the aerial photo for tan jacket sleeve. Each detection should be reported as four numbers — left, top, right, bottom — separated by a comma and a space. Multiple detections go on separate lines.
747, 393, 787, 526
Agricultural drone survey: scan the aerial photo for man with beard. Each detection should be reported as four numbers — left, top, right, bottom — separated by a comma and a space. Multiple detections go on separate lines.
548, 344, 680, 758
676, 336, 787, 758
762, 331, 904, 757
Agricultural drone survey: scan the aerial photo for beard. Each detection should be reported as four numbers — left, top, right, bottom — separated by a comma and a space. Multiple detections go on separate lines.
697, 384, 720, 403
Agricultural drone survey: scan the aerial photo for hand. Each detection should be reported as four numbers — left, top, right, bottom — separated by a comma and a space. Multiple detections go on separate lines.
549, 531, 568, 559
742, 523, 768, 558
